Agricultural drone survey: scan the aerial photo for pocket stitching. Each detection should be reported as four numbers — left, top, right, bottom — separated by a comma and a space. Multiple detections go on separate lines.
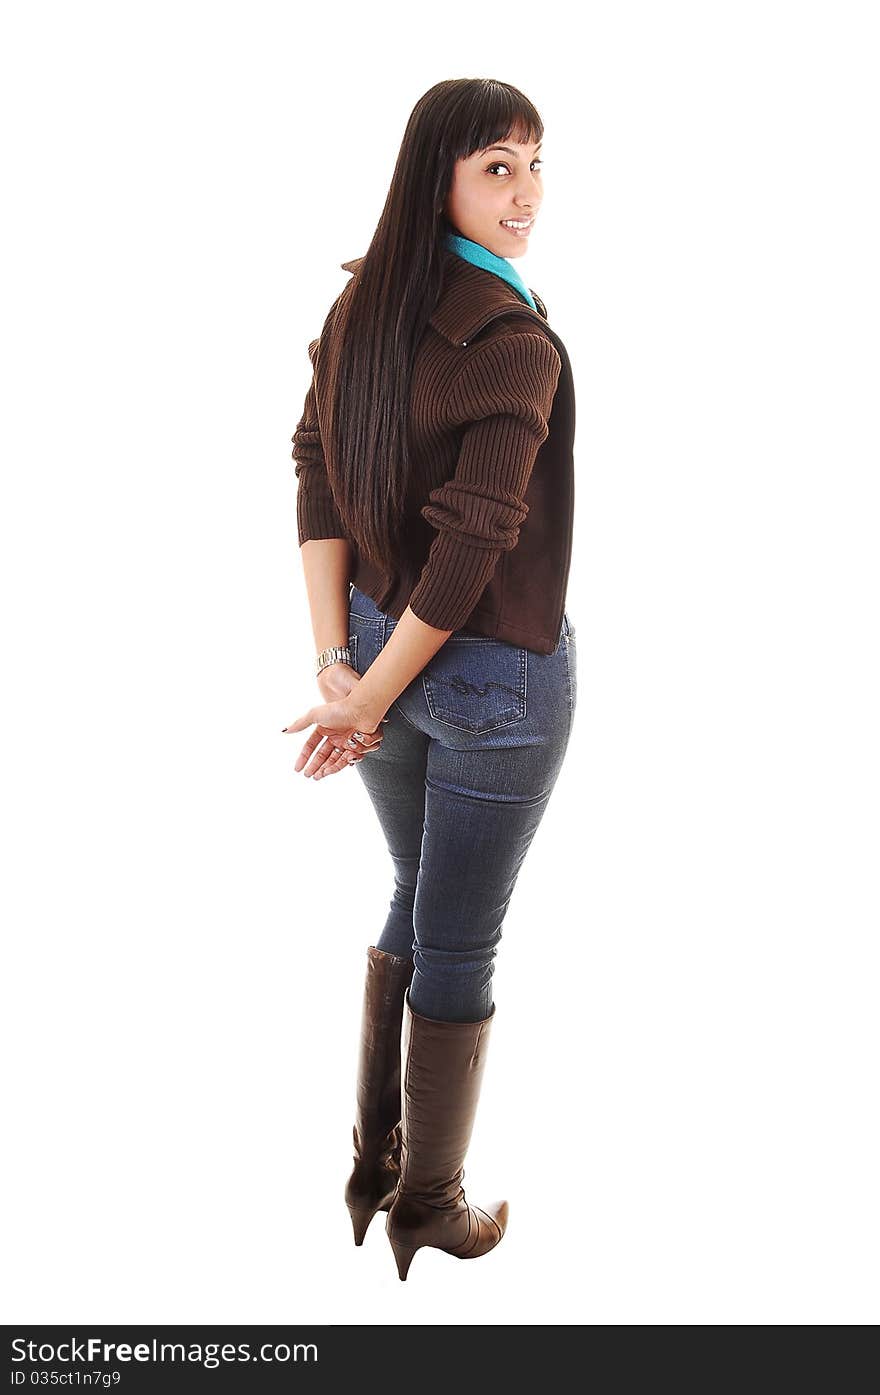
421, 642, 528, 734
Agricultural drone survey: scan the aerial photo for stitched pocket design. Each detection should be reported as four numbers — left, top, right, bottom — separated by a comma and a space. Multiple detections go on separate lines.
348, 633, 359, 674
422, 639, 528, 734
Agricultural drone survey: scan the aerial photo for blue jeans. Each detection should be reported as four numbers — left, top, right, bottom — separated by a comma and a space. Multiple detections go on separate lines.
347, 585, 578, 1024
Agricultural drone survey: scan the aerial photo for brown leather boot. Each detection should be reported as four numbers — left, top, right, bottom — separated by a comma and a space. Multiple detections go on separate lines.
385, 990, 509, 1280
344, 945, 415, 1245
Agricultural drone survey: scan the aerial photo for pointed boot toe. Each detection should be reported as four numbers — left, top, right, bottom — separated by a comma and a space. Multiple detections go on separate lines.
472, 1199, 509, 1245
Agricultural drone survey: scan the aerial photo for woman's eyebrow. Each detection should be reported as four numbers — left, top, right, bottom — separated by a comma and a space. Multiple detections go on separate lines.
481, 142, 543, 158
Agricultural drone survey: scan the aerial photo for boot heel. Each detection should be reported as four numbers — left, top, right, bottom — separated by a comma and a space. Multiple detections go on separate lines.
388, 1238, 418, 1281
347, 1204, 377, 1246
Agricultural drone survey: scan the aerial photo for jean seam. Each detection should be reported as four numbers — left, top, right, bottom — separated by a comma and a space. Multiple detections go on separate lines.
563, 639, 576, 741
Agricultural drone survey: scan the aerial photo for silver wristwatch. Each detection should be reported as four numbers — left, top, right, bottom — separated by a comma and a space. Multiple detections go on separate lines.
316, 644, 353, 677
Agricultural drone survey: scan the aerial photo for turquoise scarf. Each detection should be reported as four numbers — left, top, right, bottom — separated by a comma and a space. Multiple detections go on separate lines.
443, 229, 537, 312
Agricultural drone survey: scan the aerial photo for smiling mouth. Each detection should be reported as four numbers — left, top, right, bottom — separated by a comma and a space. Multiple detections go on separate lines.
499, 217, 535, 239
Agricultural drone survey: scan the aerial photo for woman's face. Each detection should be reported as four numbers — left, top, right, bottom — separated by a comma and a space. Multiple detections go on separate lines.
443, 135, 543, 259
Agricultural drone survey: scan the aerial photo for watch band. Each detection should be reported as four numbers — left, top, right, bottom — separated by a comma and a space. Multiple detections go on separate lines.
316, 644, 353, 677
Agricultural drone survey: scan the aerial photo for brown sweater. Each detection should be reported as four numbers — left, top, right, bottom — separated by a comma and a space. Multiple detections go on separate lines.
292, 247, 576, 654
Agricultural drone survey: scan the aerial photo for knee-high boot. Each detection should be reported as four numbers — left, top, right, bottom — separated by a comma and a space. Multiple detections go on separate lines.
344, 945, 415, 1245
385, 990, 509, 1280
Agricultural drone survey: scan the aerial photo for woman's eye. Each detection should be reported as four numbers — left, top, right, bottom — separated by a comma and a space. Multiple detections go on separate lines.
486, 159, 543, 175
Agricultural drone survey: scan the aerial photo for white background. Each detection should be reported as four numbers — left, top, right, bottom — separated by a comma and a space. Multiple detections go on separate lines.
2, 0, 877, 1325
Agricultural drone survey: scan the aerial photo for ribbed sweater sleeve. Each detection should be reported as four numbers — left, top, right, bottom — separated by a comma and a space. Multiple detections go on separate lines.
407, 331, 562, 631
291, 339, 348, 544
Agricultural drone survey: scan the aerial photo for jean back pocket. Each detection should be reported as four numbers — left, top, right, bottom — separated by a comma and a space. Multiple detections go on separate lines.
422, 638, 527, 734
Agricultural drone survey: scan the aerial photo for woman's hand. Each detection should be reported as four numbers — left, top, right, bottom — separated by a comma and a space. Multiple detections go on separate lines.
315, 660, 361, 707
282, 664, 387, 780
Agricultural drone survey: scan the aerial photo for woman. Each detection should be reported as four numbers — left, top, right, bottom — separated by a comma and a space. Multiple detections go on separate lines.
283, 78, 578, 1281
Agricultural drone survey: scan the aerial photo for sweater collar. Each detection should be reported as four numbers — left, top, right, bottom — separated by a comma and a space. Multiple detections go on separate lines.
428, 249, 547, 346
339, 247, 548, 348
442, 230, 538, 311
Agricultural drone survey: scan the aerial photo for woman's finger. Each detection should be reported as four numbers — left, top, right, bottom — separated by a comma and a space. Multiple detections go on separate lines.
312, 729, 381, 780
314, 747, 356, 779
281, 710, 317, 735
301, 732, 345, 779
345, 732, 381, 752
292, 727, 327, 774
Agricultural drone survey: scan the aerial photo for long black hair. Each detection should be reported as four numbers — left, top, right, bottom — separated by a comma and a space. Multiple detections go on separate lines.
314, 78, 543, 588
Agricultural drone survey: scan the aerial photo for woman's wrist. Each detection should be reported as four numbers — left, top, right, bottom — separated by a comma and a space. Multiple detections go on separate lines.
347, 607, 451, 732
351, 685, 389, 732
316, 644, 353, 677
